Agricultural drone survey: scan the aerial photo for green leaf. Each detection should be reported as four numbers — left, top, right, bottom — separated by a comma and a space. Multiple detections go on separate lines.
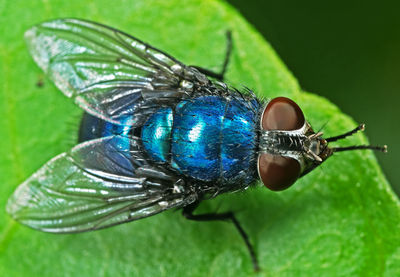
0, 0, 399, 276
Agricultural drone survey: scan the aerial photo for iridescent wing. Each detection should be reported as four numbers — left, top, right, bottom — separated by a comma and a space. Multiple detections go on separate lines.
8, 19, 204, 233
6, 136, 195, 233
25, 18, 206, 125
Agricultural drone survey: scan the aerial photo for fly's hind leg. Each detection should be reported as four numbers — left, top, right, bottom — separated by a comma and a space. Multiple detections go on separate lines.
182, 200, 260, 271
190, 31, 232, 81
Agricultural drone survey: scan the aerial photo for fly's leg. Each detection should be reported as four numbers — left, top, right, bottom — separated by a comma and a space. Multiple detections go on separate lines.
190, 31, 232, 81
182, 201, 260, 271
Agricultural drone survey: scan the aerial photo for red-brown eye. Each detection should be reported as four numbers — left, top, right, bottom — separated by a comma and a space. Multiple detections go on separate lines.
258, 154, 301, 191
261, 97, 305, 131
258, 97, 304, 190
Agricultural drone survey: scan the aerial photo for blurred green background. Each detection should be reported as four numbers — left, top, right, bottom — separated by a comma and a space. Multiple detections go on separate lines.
228, 1, 399, 194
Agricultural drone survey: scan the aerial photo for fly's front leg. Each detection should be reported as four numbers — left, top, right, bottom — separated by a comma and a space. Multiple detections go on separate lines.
182, 201, 260, 271
191, 31, 232, 81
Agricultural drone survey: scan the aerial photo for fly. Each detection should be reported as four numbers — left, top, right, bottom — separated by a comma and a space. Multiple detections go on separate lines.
6, 19, 386, 271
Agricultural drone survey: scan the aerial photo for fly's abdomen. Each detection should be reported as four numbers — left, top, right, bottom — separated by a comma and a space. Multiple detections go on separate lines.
78, 113, 132, 150
141, 107, 174, 163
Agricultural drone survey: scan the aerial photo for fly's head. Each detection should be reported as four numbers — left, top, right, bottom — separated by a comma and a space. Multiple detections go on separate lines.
257, 97, 386, 191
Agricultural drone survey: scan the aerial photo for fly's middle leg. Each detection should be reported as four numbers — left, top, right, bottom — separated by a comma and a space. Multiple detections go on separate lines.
182, 200, 260, 271
190, 31, 232, 81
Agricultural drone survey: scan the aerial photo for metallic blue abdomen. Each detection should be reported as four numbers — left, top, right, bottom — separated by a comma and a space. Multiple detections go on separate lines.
141, 95, 259, 184
141, 108, 173, 163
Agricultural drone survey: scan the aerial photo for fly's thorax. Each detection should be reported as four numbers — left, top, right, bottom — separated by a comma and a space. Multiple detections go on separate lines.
169, 94, 260, 186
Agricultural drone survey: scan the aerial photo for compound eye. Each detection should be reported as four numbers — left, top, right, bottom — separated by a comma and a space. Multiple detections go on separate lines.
261, 97, 305, 131
258, 153, 301, 191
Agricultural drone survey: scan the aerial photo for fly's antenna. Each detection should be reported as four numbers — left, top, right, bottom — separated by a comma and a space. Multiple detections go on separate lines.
326, 124, 365, 142
326, 124, 387, 153
333, 145, 387, 153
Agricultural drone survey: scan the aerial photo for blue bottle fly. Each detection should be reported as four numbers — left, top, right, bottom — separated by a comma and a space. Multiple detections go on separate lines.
7, 19, 386, 271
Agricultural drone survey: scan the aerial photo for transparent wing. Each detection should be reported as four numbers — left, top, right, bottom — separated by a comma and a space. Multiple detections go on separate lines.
25, 18, 196, 125
6, 136, 195, 233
